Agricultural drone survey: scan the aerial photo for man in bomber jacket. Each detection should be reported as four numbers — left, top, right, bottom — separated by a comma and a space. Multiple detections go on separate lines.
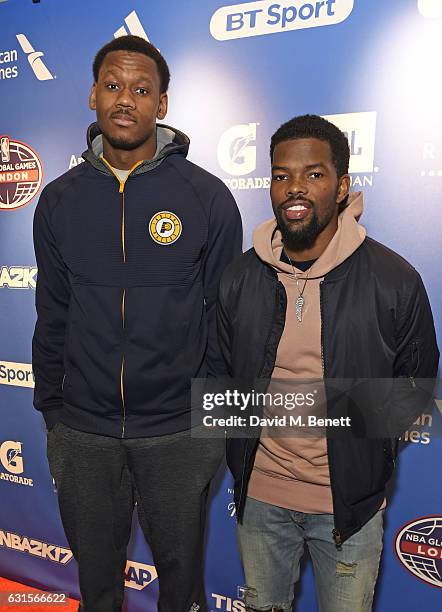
217, 115, 439, 612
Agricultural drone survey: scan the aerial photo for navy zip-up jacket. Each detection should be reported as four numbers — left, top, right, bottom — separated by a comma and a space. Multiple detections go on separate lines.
32, 123, 242, 438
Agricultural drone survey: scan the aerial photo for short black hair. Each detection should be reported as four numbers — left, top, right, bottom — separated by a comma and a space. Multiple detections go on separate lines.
270, 114, 350, 178
93, 35, 170, 93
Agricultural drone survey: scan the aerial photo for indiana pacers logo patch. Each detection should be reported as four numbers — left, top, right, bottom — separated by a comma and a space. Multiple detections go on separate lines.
149, 211, 182, 245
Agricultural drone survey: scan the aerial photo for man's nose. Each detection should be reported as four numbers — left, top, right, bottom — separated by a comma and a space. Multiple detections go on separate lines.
286, 176, 307, 197
116, 87, 136, 108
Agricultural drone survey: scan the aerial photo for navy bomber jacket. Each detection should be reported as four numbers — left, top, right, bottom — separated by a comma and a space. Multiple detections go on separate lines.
32, 123, 242, 438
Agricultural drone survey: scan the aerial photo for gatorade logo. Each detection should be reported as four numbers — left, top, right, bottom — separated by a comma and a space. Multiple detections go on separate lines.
0, 441, 23, 475
218, 123, 258, 176
0, 441, 34, 487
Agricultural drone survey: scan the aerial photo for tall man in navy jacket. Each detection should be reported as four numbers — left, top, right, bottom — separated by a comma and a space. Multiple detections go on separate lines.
32, 35, 242, 612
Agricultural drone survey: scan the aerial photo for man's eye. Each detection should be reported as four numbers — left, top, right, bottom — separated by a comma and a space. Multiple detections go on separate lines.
106, 83, 119, 90
272, 174, 287, 181
136, 88, 148, 95
309, 171, 323, 179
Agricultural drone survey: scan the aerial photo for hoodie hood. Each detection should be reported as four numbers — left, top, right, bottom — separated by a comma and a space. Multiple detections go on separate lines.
82, 122, 190, 175
253, 192, 366, 279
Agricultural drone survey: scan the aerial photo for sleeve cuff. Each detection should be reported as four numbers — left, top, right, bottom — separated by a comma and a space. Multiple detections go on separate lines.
41, 408, 64, 430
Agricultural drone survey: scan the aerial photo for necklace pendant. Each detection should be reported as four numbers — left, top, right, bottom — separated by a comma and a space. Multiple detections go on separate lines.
295, 295, 305, 322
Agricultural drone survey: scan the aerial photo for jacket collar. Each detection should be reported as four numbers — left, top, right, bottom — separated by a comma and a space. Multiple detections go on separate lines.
252, 242, 365, 284
81, 122, 190, 176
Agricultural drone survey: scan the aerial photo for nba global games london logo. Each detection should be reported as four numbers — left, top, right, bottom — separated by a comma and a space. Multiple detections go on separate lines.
0, 136, 43, 210
395, 515, 442, 588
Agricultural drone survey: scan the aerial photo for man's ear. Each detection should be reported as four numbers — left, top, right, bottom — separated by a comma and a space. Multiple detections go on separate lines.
157, 92, 168, 120
89, 84, 97, 111
337, 174, 350, 203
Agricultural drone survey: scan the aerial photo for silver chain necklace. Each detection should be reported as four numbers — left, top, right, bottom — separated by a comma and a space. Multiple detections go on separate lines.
284, 250, 314, 322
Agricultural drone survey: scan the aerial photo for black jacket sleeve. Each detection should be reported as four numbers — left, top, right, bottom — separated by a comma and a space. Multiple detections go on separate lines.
32, 188, 70, 428
203, 183, 242, 377
394, 272, 439, 378
387, 271, 440, 437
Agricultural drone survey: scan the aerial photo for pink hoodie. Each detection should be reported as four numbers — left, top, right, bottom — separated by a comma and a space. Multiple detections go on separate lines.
247, 193, 367, 513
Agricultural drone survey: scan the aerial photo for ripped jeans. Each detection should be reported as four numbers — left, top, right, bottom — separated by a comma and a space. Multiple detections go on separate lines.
237, 498, 384, 612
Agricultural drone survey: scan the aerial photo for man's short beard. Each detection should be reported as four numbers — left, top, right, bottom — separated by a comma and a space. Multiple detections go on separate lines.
101, 129, 153, 152
276, 205, 335, 253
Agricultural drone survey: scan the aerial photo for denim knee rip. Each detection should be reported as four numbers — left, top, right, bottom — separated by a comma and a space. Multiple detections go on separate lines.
246, 608, 289, 612
336, 561, 357, 577
244, 586, 290, 611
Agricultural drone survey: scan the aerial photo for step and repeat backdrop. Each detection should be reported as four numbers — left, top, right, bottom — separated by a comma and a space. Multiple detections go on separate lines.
1, 1, 441, 610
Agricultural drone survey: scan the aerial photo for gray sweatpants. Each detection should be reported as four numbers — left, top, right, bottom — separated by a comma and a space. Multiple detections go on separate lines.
47, 422, 224, 612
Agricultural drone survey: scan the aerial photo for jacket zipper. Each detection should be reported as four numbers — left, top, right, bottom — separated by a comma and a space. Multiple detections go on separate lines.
120, 185, 126, 437
101, 158, 142, 438
409, 341, 418, 389
319, 283, 324, 379
320, 280, 342, 548
121, 283, 126, 437
239, 282, 281, 513
257, 281, 283, 379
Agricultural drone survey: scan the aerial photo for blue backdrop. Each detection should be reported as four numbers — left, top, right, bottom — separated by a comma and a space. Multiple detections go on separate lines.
1, 1, 441, 610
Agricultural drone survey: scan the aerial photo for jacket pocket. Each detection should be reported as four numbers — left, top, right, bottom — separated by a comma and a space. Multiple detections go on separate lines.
382, 438, 398, 464
407, 340, 420, 378
62, 299, 74, 393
